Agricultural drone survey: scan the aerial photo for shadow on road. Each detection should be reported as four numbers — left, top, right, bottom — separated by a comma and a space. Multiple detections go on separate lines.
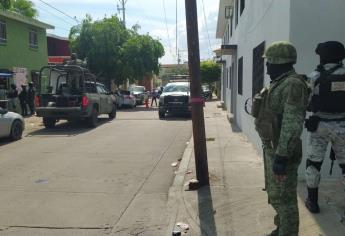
26, 117, 111, 137
0, 138, 16, 147
119, 106, 158, 112
197, 185, 218, 236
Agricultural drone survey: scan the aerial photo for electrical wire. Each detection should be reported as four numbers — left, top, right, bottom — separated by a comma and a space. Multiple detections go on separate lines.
35, 4, 76, 27
162, 0, 175, 60
36, 0, 80, 23
201, 0, 212, 58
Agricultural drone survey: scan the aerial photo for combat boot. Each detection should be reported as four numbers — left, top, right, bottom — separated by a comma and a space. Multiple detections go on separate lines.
305, 187, 320, 213
266, 227, 278, 236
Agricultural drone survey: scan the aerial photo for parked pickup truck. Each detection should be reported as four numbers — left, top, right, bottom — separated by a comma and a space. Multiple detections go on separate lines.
35, 65, 117, 128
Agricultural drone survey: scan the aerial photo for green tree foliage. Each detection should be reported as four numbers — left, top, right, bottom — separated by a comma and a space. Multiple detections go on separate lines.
69, 15, 165, 86
122, 34, 164, 81
70, 15, 130, 86
1, 0, 38, 18
0, 0, 11, 10
200, 60, 221, 84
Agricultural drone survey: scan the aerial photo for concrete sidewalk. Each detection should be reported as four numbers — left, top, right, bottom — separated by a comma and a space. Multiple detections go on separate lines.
167, 100, 345, 236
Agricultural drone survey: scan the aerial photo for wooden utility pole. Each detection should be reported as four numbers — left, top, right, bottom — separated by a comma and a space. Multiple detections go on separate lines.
185, 0, 209, 186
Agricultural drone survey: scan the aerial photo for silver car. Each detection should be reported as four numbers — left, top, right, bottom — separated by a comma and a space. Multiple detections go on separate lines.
0, 108, 25, 140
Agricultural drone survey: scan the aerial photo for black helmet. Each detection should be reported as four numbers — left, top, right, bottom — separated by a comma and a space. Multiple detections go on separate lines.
315, 41, 345, 63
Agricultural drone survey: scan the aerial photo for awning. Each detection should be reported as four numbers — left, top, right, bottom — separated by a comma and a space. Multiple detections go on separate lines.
213, 44, 238, 57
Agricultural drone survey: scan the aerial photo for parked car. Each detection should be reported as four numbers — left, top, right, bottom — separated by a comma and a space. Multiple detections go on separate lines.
115, 90, 136, 108
158, 82, 191, 119
0, 107, 24, 140
35, 65, 117, 128
201, 84, 212, 100
128, 85, 145, 105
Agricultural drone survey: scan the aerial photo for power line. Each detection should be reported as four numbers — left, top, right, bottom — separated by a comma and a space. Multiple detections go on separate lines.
162, 0, 174, 60
201, 0, 212, 58
36, 0, 80, 23
35, 4, 76, 27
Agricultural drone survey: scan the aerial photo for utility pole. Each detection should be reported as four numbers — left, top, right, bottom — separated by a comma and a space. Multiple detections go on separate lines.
185, 0, 209, 186
117, 0, 127, 27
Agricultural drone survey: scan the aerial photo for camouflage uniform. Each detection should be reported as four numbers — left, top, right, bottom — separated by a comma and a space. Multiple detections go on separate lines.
306, 64, 345, 187
254, 41, 309, 236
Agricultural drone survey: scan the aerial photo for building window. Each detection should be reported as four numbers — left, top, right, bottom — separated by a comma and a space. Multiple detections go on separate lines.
0, 20, 6, 43
29, 29, 38, 49
238, 57, 243, 95
235, 0, 239, 27
240, 0, 245, 15
230, 15, 233, 37
252, 41, 265, 96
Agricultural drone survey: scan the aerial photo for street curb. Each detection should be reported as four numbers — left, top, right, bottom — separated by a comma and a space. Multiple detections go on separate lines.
166, 137, 194, 236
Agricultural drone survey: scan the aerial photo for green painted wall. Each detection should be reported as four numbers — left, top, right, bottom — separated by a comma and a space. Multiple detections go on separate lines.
0, 16, 48, 81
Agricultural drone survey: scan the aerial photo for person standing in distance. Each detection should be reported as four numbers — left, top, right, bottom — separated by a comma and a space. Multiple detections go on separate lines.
252, 41, 309, 236
304, 41, 345, 214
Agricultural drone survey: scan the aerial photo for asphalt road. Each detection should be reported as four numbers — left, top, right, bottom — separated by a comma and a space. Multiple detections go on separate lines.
0, 106, 192, 236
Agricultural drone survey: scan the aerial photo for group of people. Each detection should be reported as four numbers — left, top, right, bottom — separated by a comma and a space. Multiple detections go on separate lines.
1, 82, 36, 116
253, 40, 345, 236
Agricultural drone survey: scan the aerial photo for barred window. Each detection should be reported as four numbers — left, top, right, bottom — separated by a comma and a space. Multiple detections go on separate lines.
240, 0, 245, 15
252, 42, 265, 96
0, 20, 6, 43
29, 29, 38, 49
235, 0, 239, 27
238, 57, 243, 95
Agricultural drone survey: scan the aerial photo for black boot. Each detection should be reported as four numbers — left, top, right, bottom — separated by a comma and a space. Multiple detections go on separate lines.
305, 187, 320, 213
266, 227, 279, 236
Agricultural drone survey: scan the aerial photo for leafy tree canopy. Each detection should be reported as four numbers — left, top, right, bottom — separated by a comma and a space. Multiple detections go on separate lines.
200, 60, 221, 84
1, 0, 38, 18
70, 15, 165, 86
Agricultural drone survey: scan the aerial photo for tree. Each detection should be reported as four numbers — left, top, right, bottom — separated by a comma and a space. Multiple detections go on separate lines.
12, 0, 37, 18
121, 34, 164, 82
0, 0, 38, 18
70, 16, 130, 86
200, 60, 221, 84
0, 0, 11, 10
70, 15, 165, 86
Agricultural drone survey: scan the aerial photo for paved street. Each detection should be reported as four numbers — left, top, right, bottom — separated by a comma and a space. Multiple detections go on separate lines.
0, 106, 192, 236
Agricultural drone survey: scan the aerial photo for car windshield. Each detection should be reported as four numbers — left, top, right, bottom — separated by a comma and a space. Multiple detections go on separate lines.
129, 86, 145, 92
163, 84, 190, 93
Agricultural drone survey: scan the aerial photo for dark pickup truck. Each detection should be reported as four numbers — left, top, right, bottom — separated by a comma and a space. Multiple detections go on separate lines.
35, 65, 117, 128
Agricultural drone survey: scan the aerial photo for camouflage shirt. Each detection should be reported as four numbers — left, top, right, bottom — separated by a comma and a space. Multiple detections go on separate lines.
257, 70, 308, 157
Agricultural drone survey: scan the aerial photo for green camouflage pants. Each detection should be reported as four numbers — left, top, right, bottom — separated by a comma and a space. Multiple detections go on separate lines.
263, 141, 302, 236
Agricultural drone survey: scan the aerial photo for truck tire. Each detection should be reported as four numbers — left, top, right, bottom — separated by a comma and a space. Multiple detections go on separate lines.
109, 105, 117, 119
43, 118, 56, 129
10, 120, 23, 140
88, 108, 98, 127
159, 110, 165, 119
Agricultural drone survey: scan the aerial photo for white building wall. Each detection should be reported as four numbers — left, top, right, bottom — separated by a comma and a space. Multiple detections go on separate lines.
219, 0, 345, 178
290, 0, 345, 178
228, 0, 291, 152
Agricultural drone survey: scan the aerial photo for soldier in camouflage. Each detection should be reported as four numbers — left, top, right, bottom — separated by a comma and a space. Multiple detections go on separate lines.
305, 41, 345, 214
253, 41, 309, 236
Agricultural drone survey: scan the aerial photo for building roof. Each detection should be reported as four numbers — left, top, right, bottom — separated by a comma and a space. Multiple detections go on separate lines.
216, 0, 233, 39
0, 9, 54, 29
47, 33, 69, 41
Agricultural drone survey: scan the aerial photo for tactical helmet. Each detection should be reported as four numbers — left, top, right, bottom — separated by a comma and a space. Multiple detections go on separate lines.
315, 41, 345, 62
263, 41, 297, 64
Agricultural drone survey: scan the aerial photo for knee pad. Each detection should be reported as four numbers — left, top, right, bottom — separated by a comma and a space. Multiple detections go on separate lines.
306, 159, 322, 171
306, 165, 321, 188
339, 164, 345, 175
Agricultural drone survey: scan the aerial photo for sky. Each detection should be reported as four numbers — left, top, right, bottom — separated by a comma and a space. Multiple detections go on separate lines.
31, 0, 221, 64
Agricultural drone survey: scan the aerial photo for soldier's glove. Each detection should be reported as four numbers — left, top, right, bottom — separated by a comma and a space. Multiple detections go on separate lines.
273, 155, 288, 175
